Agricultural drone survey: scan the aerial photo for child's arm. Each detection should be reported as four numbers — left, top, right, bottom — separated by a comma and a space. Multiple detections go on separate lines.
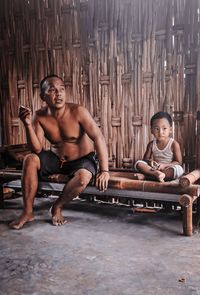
171, 139, 182, 165
143, 141, 158, 168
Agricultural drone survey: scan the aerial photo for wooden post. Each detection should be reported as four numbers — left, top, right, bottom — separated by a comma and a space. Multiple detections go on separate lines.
179, 194, 193, 236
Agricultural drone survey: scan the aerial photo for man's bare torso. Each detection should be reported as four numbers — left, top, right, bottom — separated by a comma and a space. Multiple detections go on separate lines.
35, 103, 94, 161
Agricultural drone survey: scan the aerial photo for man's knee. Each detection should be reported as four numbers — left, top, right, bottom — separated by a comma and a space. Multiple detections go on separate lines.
23, 153, 40, 170
74, 169, 92, 188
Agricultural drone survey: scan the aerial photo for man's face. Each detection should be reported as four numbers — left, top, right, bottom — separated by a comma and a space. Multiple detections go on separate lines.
41, 77, 67, 109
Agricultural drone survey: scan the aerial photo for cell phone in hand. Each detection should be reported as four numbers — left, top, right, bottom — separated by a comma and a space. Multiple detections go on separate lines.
19, 105, 27, 110
19, 106, 31, 112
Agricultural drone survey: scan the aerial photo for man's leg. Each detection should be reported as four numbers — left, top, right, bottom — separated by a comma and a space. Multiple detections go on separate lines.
51, 169, 92, 226
9, 153, 40, 229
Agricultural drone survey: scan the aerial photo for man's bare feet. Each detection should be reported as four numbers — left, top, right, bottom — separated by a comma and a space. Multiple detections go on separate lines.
9, 212, 35, 230
50, 205, 67, 226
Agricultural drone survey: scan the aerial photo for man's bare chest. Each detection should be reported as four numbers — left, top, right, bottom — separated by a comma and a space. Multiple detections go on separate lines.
40, 117, 83, 143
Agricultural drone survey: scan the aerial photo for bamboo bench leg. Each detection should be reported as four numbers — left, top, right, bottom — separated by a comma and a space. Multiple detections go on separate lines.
179, 194, 193, 236
182, 204, 193, 236
0, 182, 4, 209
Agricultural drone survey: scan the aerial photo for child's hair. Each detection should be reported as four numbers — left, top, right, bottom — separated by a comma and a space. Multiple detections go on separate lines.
150, 111, 172, 127
40, 74, 63, 94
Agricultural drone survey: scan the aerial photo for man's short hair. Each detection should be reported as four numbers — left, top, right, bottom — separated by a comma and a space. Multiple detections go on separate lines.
40, 74, 63, 94
150, 111, 173, 127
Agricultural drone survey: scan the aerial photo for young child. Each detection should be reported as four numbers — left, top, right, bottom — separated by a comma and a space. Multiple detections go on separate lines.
134, 111, 184, 182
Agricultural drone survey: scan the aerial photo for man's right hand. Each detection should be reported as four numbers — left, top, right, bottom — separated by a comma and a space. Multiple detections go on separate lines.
95, 171, 110, 192
18, 106, 32, 126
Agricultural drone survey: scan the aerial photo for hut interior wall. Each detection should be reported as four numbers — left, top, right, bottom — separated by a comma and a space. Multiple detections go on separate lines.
0, 0, 199, 170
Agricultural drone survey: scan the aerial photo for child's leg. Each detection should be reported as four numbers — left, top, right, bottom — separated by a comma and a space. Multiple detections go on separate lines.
163, 165, 184, 181
135, 160, 165, 182
162, 167, 174, 181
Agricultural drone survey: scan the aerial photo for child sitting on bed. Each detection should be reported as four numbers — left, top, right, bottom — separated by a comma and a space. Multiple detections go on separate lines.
134, 111, 184, 182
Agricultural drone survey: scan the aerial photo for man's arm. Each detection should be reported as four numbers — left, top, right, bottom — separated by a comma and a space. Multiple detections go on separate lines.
18, 106, 44, 153
77, 106, 110, 191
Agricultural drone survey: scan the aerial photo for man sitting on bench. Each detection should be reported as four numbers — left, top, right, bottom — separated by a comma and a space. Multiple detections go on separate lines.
9, 74, 110, 229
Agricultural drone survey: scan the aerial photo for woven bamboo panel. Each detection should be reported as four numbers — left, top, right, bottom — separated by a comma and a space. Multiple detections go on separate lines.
0, 0, 200, 170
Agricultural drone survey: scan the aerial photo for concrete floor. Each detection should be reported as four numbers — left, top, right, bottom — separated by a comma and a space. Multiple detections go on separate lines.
0, 196, 200, 295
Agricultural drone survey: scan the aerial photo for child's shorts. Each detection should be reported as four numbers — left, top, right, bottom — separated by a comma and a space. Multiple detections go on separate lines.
134, 160, 184, 179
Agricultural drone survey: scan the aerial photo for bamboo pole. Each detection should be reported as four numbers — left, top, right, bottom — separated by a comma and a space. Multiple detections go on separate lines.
108, 177, 199, 196
182, 203, 193, 236
109, 171, 145, 180
179, 194, 197, 236
1, 168, 199, 196
179, 170, 200, 188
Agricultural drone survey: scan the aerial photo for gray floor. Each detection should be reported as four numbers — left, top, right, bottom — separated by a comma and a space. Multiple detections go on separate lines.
0, 196, 200, 295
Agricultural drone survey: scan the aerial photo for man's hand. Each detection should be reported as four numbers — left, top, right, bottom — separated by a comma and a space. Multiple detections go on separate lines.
18, 106, 32, 126
95, 171, 110, 192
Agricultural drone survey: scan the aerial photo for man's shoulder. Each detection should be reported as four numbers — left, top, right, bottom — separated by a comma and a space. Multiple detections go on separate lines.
35, 106, 48, 117
68, 102, 85, 109
67, 103, 87, 114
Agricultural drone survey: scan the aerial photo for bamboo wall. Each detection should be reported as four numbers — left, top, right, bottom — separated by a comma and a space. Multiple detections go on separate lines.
0, 0, 200, 171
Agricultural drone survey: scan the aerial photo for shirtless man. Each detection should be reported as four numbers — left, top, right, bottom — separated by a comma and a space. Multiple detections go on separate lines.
9, 74, 110, 229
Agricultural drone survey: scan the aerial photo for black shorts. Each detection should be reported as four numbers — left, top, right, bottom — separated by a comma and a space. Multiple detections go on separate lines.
37, 150, 98, 180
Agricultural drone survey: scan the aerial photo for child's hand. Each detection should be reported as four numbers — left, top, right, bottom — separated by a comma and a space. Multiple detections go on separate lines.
157, 163, 169, 171
150, 160, 160, 170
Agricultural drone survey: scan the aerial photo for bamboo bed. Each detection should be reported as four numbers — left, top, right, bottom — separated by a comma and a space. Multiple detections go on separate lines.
1, 169, 200, 237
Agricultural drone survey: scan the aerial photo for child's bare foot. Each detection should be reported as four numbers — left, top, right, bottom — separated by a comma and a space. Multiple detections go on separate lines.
153, 170, 165, 182
9, 212, 35, 230
50, 205, 67, 226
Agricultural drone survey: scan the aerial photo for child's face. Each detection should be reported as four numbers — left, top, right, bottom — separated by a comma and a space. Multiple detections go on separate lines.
151, 118, 172, 140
